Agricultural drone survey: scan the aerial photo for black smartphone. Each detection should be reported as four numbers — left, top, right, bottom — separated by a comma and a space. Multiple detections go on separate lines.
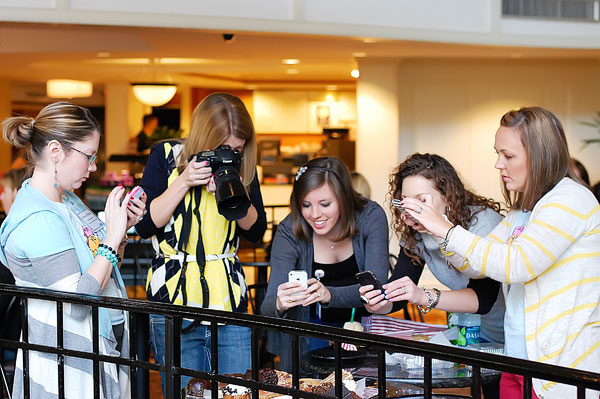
355, 271, 384, 291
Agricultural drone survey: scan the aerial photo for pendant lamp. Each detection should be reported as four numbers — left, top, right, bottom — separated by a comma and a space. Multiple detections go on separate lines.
132, 83, 177, 107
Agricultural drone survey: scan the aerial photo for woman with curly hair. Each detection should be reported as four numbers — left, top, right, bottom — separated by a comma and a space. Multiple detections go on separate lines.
360, 153, 505, 344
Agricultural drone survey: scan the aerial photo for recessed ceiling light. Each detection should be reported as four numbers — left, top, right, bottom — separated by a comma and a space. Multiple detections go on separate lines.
246, 85, 257, 90
326, 85, 338, 91
510, 53, 523, 58
282, 59, 300, 65
97, 52, 110, 58
362, 38, 376, 44
286, 68, 299, 75
351, 69, 360, 78
352, 52, 367, 58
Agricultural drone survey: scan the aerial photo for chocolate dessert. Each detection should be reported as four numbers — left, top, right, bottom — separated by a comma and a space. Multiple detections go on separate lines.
186, 378, 209, 399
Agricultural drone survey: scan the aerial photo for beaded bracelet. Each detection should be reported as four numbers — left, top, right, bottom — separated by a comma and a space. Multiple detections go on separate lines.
97, 246, 118, 267
98, 243, 122, 263
417, 287, 441, 314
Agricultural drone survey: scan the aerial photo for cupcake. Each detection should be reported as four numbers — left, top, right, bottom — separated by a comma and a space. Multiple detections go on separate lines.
222, 384, 251, 399
186, 378, 209, 399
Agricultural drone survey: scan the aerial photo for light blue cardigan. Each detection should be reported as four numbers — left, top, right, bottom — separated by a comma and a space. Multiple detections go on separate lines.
0, 179, 124, 339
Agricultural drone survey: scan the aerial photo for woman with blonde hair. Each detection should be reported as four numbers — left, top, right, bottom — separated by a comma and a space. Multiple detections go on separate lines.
0, 101, 145, 398
400, 107, 600, 399
136, 93, 267, 391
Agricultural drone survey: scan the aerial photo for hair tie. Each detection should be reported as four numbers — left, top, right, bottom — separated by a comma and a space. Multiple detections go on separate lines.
30, 118, 35, 130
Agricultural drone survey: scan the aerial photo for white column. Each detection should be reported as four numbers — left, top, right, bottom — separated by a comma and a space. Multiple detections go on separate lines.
356, 59, 404, 207
0, 79, 12, 170
104, 81, 130, 173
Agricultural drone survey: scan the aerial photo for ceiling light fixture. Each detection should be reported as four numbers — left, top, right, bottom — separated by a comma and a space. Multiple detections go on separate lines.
286, 68, 299, 75
282, 59, 300, 65
131, 83, 177, 107
46, 79, 93, 99
351, 69, 360, 78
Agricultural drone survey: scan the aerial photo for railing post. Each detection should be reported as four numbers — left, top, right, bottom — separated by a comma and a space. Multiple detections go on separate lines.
56, 301, 64, 399
164, 316, 175, 399
471, 364, 481, 399
423, 357, 432, 399
211, 322, 218, 399
92, 307, 100, 399
377, 350, 386, 399
523, 375, 532, 399
250, 327, 259, 399
291, 334, 299, 399
20, 297, 29, 399
334, 341, 342, 399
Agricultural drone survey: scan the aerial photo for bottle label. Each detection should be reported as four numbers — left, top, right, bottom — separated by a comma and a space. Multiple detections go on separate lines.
447, 312, 460, 345
457, 325, 480, 347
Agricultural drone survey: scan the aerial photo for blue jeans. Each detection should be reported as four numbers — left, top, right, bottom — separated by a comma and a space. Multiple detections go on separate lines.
149, 314, 251, 392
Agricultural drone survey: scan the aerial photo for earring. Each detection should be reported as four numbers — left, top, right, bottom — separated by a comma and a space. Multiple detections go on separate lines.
53, 162, 59, 189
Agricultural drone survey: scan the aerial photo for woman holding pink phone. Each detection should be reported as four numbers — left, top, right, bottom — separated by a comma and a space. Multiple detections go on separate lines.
261, 156, 389, 371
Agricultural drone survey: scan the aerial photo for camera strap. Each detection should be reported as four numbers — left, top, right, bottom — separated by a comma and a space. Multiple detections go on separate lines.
191, 185, 210, 308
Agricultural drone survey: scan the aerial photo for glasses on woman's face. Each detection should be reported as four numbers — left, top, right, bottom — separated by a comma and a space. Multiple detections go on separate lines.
70, 146, 97, 166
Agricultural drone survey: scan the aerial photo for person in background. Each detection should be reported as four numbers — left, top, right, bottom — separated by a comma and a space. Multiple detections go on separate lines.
0, 101, 146, 398
136, 93, 267, 391
571, 158, 590, 186
350, 170, 371, 199
400, 107, 600, 399
0, 167, 27, 369
360, 153, 504, 399
261, 156, 389, 371
1, 168, 27, 216
136, 114, 158, 154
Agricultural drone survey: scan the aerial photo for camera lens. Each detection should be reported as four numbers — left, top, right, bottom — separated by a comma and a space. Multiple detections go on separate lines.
213, 167, 250, 220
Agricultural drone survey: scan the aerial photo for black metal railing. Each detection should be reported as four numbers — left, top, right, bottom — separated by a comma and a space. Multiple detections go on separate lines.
1, 283, 600, 399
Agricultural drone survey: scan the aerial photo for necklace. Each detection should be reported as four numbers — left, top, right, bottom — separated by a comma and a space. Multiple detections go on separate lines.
329, 242, 335, 250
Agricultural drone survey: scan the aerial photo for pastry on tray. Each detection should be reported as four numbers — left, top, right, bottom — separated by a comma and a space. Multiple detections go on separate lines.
186, 377, 209, 399
223, 384, 251, 399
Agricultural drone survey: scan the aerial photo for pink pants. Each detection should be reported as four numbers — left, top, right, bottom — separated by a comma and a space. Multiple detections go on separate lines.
500, 372, 539, 399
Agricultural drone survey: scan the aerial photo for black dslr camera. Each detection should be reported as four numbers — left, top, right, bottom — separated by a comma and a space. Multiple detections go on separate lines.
190, 145, 250, 220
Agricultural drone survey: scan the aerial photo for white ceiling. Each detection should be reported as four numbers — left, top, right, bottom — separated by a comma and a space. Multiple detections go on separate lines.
2, 22, 600, 95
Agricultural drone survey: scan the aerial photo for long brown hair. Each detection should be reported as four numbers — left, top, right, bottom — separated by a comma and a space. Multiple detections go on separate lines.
290, 157, 367, 242
178, 93, 257, 189
499, 107, 579, 210
389, 153, 501, 266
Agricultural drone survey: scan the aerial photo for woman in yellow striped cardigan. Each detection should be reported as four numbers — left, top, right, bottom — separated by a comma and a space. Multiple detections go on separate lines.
399, 106, 600, 399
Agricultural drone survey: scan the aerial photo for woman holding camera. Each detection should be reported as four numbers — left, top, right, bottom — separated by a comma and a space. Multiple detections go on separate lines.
261, 156, 389, 371
400, 107, 600, 399
136, 93, 267, 391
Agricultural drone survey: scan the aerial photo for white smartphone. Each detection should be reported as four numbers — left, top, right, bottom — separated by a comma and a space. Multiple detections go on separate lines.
288, 270, 308, 295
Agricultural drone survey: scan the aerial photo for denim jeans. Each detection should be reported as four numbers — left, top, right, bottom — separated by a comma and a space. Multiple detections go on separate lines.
149, 314, 251, 392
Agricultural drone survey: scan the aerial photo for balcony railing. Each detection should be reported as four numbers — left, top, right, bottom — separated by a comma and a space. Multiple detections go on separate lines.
1, 283, 600, 399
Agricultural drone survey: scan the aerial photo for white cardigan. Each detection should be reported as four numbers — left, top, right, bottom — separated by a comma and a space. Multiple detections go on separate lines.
446, 178, 600, 399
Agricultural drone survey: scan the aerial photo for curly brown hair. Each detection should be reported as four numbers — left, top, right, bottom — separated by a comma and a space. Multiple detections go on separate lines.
389, 153, 502, 266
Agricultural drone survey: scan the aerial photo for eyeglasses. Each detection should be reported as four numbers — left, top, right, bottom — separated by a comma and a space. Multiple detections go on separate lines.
70, 146, 97, 166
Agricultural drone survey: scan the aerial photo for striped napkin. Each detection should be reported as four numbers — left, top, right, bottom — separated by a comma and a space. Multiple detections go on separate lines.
362, 315, 447, 339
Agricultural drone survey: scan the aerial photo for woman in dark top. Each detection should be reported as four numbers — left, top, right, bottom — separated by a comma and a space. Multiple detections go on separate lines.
136, 93, 267, 392
261, 156, 389, 371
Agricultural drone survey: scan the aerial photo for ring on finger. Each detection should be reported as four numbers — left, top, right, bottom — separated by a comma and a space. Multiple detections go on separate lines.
417, 207, 423, 214
360, 295, 369, 304
143, 209, 148, 215
287, 299, 293, 303
399, 286, 406, 295
317, 292, 321, 298
136, 215, 143, 221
